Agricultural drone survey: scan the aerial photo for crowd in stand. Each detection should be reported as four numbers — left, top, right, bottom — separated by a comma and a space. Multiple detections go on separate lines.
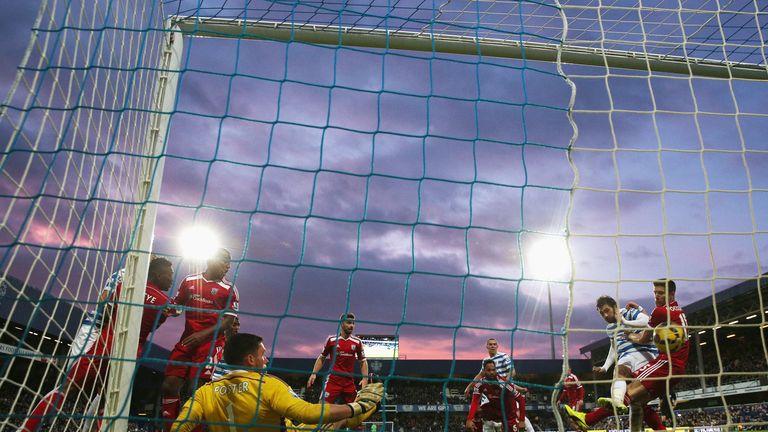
0, 392, 152, 431
590, 402, 768, 432
2, 382, 767, 431
381, 403, 768, 431
675, 342, 767, 392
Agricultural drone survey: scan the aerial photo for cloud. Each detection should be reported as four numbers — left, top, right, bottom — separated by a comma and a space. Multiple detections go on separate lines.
0, 2, 38, 90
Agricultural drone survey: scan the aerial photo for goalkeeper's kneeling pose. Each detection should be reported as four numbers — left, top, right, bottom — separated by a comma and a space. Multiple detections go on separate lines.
171, 333, 383, 432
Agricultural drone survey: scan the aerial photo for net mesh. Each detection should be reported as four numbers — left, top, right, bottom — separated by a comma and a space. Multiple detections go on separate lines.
0, 0, 766, 430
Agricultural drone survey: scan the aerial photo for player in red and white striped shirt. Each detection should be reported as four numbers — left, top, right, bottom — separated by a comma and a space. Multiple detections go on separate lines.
307, 313, 368, 404
160, 248, 239, 431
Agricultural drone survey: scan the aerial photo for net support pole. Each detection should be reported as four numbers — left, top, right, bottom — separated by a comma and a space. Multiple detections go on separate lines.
101, 23, 183, 431
170, 16, 768, 80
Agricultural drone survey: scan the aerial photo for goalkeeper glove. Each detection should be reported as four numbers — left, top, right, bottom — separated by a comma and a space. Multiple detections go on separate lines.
347, 382, 384, 417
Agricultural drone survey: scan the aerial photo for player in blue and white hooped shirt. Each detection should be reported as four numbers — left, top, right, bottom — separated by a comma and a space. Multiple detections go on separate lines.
66, 269, 124, 373
592, 295, 658, 413
465, 339, 514, 396
466, 338, 536, 432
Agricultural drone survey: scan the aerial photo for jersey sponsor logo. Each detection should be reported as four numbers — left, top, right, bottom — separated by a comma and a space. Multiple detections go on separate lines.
189, 293, 215, 305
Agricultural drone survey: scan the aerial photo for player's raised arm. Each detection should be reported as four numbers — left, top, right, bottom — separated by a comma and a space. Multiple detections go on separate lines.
620, 306, 651, 328
626, 314, 656, 344
464, 370, 484, 397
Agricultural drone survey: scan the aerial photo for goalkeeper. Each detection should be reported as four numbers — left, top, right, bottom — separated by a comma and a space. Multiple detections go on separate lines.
172, 333, 382, 432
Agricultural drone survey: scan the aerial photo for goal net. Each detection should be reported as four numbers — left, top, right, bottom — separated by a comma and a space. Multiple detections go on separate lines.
0, 0, 766, 431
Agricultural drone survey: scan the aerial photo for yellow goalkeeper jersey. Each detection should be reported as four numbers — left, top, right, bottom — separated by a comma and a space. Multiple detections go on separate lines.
172, 370, 338, 432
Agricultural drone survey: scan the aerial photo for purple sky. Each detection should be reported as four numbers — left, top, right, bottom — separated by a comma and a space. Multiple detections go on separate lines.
2, 1, 767, 362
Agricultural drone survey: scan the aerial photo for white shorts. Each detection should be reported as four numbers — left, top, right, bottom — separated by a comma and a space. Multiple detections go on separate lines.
66, 321, 101, 371
618, 350, 656, 372
524, 416, 534, 432
483, 420, 520, 432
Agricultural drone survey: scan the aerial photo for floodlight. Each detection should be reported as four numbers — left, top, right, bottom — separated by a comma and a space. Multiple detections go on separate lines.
179, 225, 220, 261
527, 236, 571, 281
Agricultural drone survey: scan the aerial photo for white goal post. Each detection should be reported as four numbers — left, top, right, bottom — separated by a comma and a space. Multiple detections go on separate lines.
170, 16, 768, 81
100, 24, 184, 432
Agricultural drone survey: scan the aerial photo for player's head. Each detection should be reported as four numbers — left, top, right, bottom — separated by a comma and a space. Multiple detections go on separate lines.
205, 248, 231, 280
565, 369, 577, 386
485, 338, 498, 355
147, 257, 174, 291
595, 295, 618, 323
227, 316, 240, 338
652, 278, 676, 307
340, 313, 355, 336
223, 333, 267, 368
482, 359, 497, 378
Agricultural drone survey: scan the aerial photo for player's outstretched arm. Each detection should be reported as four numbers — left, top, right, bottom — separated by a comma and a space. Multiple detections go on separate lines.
286, 399, 379, 432
276, 382, 383, 425
595, 342, 617, 373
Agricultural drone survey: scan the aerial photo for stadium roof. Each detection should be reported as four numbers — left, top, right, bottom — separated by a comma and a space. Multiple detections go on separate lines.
0, 274, 85, 339
579, 275, 768, 355
0, 274, 171, 370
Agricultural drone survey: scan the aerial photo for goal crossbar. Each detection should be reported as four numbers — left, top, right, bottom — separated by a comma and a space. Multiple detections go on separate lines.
170, 16, 768, 81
